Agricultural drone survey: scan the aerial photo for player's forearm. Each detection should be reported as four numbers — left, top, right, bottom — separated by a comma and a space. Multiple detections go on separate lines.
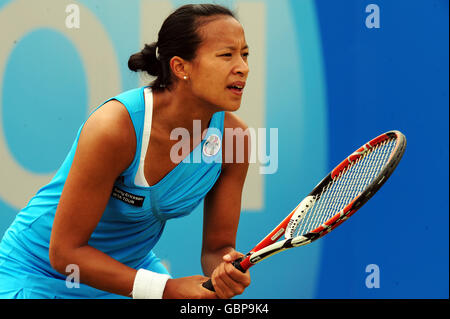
201, 246, 235, 276
50, 244, 136, 297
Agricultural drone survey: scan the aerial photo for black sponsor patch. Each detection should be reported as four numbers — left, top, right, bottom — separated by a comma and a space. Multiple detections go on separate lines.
111, 186, 145, 207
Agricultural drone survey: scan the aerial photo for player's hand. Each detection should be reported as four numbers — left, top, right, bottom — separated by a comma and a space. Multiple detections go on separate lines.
162, 275, 218, 299
210, 250, 251, 299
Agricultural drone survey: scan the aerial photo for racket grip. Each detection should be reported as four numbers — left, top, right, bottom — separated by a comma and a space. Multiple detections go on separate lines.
202, 278, 215, 291
232, 258, 246, 272
201, 258, 245, 292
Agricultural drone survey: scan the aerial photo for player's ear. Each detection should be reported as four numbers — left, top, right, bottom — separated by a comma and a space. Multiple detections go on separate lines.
170, 56, 191, 81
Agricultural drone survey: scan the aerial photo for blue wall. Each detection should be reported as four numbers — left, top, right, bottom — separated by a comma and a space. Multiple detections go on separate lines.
312, 0, 449, 298
0, 0, 448, 299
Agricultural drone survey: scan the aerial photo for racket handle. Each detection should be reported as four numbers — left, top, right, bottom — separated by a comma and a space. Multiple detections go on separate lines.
202, 278, 215, 291
202, 258, 245, 292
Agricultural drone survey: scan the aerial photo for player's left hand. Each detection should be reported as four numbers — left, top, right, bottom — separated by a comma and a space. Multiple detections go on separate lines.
210, 250, 251, 299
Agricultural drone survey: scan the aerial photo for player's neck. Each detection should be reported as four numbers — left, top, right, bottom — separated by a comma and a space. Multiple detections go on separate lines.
152, 87, 215, 139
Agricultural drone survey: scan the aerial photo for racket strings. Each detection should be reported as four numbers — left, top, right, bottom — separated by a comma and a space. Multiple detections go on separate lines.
293, 138, 397, 237
296, 148, 375, 236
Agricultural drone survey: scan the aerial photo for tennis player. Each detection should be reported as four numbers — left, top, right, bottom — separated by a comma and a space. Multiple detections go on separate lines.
0, 4, 251, 299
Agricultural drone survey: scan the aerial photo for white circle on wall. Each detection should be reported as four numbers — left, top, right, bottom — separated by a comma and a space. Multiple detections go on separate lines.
0, 0, 121, 209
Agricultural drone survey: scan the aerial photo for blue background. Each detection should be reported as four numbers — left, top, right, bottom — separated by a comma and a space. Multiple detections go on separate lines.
0, 0, 448, 299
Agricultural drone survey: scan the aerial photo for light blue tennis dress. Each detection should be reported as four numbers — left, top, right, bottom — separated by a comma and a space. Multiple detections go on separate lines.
0, 87, 224, 298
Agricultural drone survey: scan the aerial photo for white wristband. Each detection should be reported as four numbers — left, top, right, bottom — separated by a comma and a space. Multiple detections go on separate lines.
132, 269, 170, 299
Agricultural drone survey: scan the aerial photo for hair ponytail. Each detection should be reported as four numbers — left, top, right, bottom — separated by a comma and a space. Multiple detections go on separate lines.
128, 43, 161, 77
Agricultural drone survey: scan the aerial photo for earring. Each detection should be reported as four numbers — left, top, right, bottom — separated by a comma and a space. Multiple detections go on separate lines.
183, 75, 188, 80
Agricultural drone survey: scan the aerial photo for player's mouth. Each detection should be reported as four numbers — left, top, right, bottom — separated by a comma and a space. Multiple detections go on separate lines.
227, 81, 246, 96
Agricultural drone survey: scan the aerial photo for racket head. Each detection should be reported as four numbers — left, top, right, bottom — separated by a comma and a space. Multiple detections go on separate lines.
286, 130, 406, 242
230, 130, 406, 273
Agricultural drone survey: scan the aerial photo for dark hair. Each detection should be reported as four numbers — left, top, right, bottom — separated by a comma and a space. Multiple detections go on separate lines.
128, 4, 236, 91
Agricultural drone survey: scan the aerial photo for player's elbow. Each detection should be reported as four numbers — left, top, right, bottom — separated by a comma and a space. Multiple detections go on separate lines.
49, 243, 62, 273
49, 242, 71, 274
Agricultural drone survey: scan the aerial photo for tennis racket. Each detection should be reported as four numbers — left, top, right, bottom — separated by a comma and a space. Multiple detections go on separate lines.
203, 130, 406, 291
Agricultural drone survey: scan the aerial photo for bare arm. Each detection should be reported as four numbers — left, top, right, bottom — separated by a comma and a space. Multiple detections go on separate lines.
49, 100, 138, 296
200, 112, 252, 298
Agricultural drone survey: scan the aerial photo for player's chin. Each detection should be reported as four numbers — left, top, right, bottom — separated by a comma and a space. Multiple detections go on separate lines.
226, 102, 242, 112
223, 89, 244, 111
223, 96, 243, 112
214, 99, 242, 112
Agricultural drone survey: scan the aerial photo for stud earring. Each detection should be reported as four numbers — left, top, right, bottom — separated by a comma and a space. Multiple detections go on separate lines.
183, 75, 188, 80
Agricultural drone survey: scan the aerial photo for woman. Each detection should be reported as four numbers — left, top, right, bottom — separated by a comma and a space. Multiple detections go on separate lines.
0, 4, 251, 299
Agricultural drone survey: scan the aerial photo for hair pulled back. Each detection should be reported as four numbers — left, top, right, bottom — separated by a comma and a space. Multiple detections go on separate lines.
128, 4, 236, 91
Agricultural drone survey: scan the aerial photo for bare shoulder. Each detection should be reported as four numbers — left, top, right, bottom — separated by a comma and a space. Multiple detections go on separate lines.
77, 99, 136, 173
83, 99, 135, 144
84, 99, 135, 140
